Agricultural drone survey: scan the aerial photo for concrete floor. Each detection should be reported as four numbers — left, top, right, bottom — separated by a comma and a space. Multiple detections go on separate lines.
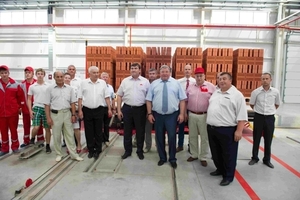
0, 103, 300, 200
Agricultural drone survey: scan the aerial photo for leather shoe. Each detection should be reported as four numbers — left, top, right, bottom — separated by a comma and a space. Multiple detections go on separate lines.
176, 147, 183, 153
137, 153, 144, 160
248, 159, 258, 165
170, 162, 177, 169
263, 161, 274, 169
88, 152, 94, 159
94, 152, 100, 159
121, 152, 131, 159
187, 157, 198, 162
210, 170, 222, 176
158, 160, 166, 166
200, 160, 208, 167
220, 179, 231, 186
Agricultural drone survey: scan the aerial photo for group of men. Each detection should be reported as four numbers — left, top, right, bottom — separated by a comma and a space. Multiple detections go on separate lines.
0, 62, 280, 186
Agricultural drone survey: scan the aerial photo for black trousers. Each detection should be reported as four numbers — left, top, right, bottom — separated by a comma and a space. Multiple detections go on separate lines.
122, 104, 146, 154
252, 113, 275, 162
82, 106, 104, 154
207, 125, 238, 182
102, 107, 110, 142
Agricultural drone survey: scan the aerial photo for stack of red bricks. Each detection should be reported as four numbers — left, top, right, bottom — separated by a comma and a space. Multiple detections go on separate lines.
85, 46, 116, 88
232, 48, 264, 97
115, 47, 144, 90
172, 47, 202, 79
145, 47, 171, 78
202, 48, 233, 85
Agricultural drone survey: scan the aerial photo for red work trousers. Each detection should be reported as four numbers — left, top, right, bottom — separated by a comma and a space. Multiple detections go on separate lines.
0, 116, 20, 152
22, 114, 44, 144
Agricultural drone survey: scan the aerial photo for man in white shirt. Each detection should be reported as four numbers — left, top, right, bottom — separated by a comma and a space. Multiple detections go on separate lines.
117, 63, 150, 160
78, 66, 112, 160
176, 64, 196, 152
248, 72, 281, 169
27, 68, 52, 153
100, 72, 116, 147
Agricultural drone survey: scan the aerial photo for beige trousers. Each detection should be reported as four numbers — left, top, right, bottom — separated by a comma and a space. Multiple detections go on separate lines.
188, 112, 209, 161
51, 109, 78, 159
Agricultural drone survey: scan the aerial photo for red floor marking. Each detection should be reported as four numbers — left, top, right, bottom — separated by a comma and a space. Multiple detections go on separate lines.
243, 136, 300, 178
235, 170, 260, 200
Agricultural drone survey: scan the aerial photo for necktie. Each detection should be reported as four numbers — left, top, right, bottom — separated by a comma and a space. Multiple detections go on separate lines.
186, 79, 190, 90
162, 81, 168, 113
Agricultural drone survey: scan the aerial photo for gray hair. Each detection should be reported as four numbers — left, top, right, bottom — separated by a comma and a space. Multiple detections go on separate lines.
101, 72, 109, 77
148, 68, 157, 73
67, 65, 76, 70
160, 65, 172, 72
88, 66, 99, 74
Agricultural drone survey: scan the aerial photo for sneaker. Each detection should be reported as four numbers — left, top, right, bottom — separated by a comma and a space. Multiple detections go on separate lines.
46, 145, 52, 154
143, 148, 150, 153
0, 151, 9, 157
20, 143, 29, 148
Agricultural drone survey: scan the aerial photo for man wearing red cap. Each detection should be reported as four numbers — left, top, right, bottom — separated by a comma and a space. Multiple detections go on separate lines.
0, 65, 24, 156
20, 66, 44, 147
186, 67, 216, 167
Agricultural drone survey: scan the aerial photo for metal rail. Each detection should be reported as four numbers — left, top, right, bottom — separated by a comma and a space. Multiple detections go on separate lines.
11, 144, 87, 200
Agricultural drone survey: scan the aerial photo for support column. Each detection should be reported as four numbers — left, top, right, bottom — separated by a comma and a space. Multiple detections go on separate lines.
48, 5, 55, 72
124, 7, 129, 46
200, 9, 205, 48
273, 3, 285, 93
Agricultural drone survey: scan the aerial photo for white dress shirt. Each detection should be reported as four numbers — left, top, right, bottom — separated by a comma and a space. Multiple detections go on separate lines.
177, 76, 196, 92
249, 86, 281, 115
78, 78, 110, 109
117, 75, 150, 106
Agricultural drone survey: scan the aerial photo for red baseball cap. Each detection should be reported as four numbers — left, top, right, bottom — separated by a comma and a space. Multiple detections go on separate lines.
0, 65, 9, 71
194, 67, 205, 74
24, 66, 34, 72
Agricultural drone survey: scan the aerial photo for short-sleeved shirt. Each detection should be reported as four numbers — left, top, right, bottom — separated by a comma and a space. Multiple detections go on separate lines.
43, 84, 76, 110
207, 85, 248, 126
186, 81, 216, 112
104, 84, 115, 107
117, 75, 150, 106
146, 77, 187, 115
77, 78, 110, 109
249, 86, 281, 115
177, 77, 196, 92
28, 82, 49, 108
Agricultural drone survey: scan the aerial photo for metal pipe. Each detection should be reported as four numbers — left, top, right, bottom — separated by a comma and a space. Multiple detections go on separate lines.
274, 11, 300, 25
129, 25, 132, 47
279, 15, 300, 26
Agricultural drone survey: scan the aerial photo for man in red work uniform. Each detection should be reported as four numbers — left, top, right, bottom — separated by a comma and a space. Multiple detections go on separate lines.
0, 65, 24, 156
20, 66, 44, 148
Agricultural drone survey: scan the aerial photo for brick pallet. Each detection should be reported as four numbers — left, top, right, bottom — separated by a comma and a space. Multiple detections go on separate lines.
115, 46, 144, 91
172, 47, 202, 79
203, 48, 233, 85
145, 47, 172, 78
86, 46, 116, 88
232, 48, 264, 97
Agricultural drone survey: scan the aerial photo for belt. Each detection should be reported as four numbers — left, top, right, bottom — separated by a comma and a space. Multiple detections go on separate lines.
124, 103, 145, 108
255, 112, 274, 117
207, 124, 237, 129
51, 108, 70, 114
190, 111, 207, 115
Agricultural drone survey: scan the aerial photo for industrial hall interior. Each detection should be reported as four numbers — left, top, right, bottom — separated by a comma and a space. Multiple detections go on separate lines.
0, 0, 300, 200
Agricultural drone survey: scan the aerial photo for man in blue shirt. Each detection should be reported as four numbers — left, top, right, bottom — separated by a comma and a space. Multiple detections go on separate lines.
146, 65, 187, 169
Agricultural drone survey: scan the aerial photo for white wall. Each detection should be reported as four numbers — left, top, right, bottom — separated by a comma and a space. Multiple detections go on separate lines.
0, 8, 275, 81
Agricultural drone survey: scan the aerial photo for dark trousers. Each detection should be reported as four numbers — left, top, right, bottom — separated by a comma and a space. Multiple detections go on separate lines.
154, 111, 178, 163
122, 104, 146, 154
207, 125, 238, 182
82, 106, 104, 154
177, 121, 185, 147
102, 107, 110, 142
252, 113, 275, 162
